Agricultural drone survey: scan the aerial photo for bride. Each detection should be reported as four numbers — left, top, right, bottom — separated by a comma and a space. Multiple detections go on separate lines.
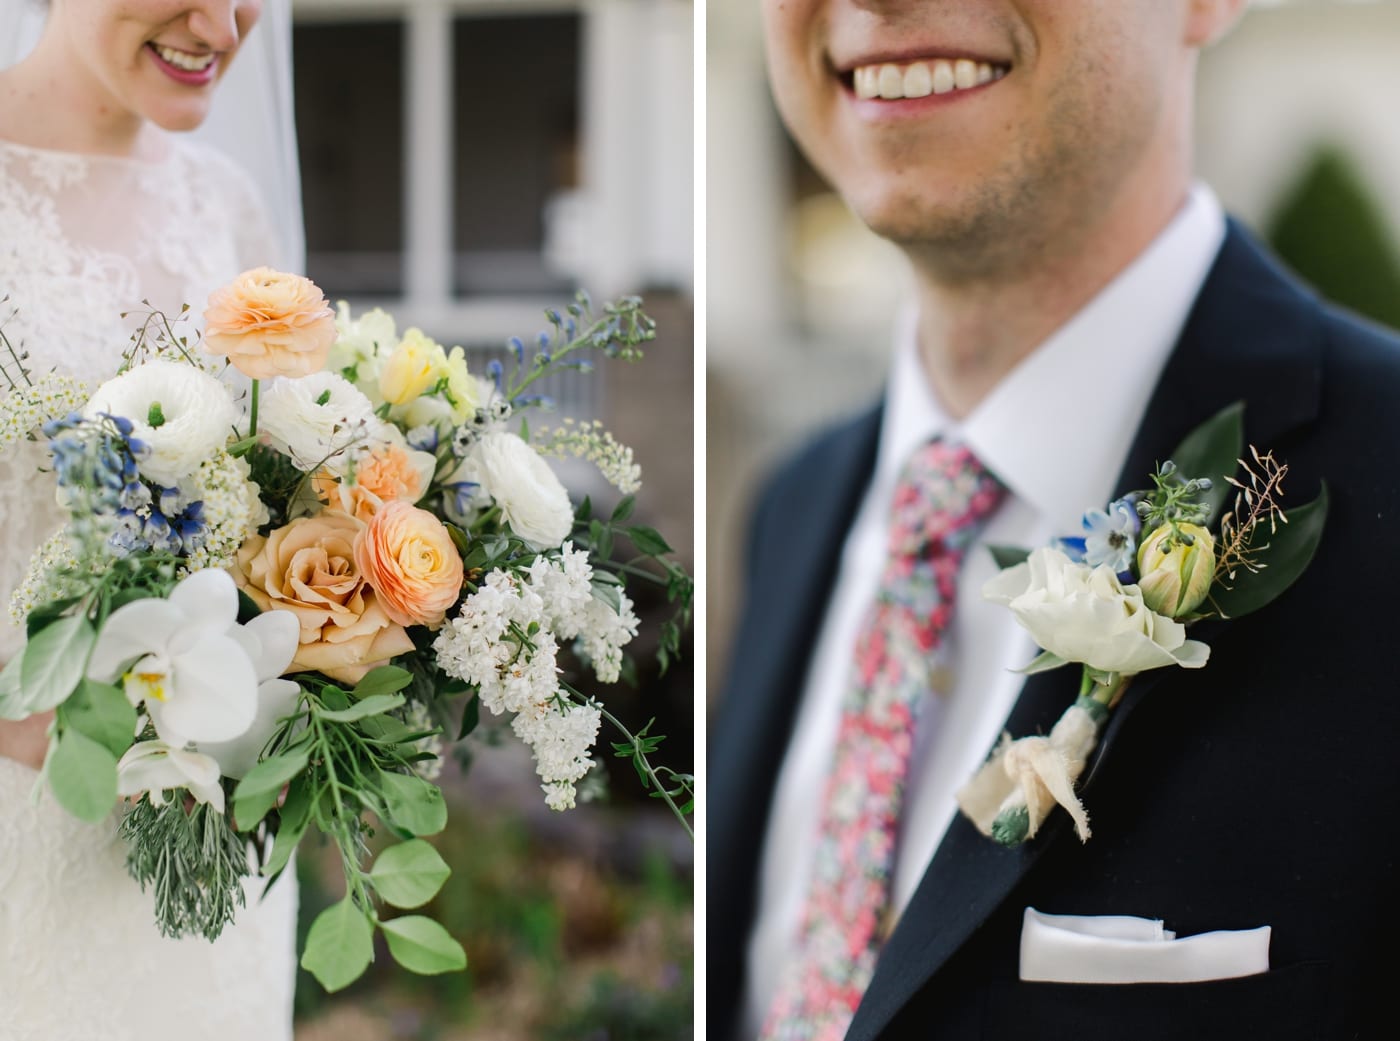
0, 1, 301, 1036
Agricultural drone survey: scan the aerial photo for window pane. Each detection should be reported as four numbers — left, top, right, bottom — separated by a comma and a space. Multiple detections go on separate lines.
452, 13, 581, 297
294, 21, 405, 296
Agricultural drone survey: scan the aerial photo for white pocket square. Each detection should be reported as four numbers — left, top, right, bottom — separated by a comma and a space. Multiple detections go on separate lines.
1019, 907, 1271, 984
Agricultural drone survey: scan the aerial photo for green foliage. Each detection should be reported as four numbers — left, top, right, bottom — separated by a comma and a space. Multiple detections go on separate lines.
379, 915, 468, 974
48, 727, 117, 822
301, 896, 375, 993
1210, 483, 1329, 619
20, 613, 95, 714
1167, 400, 1244, 525
118, 799, 249, 941
61, 679, 137, 758
1268, 146, 1400, 330
369, 839, 452, 909
987, 545, 1031, 570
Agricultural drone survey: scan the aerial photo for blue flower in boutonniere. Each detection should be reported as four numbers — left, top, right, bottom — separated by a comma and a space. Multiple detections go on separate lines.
1081, 498, 1140, 580
965, 403, 1329, 849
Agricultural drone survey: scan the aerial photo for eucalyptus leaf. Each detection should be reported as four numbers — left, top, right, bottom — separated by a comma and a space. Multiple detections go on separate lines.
1167, 400, 1244, 525
315, 694, 406, 724
232, 748, 309, 830
378, 915, 467, 975
49, 727, 117, 823
987, 545, 1031, 570
0, 654, 26, 721
379, 770, 447, 837
369, 839, 451, 908
1209, 484, 1329, 620
351, 667, 413, 699
63, 679, 137, 758
300, 897, 375, 992
21, 614, 95, 714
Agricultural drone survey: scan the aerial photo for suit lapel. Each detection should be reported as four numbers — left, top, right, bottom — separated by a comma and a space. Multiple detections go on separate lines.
844, 221, 1324, 1041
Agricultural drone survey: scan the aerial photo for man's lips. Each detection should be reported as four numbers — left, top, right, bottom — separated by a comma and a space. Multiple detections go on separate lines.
836, 54, 1011, 101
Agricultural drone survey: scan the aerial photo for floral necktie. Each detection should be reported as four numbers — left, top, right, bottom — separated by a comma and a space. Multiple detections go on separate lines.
760, 440, 1006, 1041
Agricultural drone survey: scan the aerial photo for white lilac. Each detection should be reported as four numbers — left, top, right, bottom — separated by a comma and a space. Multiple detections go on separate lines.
578, 590, 638, 685
511, 700, 602, 811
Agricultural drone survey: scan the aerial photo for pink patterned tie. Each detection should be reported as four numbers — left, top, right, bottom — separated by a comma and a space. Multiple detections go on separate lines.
760, 440, 1006, 1041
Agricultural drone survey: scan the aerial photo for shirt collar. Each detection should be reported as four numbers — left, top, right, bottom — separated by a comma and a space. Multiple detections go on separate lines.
878, 183, 1227, 532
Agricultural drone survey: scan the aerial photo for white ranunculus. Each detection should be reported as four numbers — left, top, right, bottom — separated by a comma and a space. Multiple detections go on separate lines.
84, 359, 237, 487
258, 371, 376, 472
474, 431, 575, 549
984, 547, 1209, 675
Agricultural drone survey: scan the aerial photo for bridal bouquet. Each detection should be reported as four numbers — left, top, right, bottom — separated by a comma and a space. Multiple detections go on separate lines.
0, 270, 692, 991
957, 403, 1326, 848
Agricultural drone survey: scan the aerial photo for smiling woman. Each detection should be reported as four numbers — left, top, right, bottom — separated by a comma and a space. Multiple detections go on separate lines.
0, 2, 302, 1038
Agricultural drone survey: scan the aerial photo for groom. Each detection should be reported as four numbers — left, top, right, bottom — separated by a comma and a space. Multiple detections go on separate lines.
711, 2, 1400, 1040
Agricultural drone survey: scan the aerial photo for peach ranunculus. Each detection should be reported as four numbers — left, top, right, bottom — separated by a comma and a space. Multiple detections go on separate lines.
354, 500, 465, 627
233, 511, 415, 684
312, 434, 437, 522
203, 267, 337, 380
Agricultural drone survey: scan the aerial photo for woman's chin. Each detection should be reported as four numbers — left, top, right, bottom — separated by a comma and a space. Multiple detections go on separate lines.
143, 101, 215, 134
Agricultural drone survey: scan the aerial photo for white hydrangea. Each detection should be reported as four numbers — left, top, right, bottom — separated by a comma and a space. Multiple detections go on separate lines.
84, 359, 237, 487
0, 372, 90, 452
257, 371, 375, 472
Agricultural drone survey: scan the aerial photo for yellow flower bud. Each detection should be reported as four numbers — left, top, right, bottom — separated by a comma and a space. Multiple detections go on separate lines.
379, 328, 445, 406
442, 346, 479, 423
1136, 523, 1216, 618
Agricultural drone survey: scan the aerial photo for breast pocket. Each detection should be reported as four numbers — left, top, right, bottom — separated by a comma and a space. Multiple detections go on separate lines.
979, 962, 1334, 1041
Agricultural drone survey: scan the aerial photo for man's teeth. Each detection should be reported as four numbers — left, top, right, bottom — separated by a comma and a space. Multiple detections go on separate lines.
853, 59, 1005, 101
153, 44, 216, 73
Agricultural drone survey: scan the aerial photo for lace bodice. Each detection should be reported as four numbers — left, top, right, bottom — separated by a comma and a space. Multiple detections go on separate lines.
0, 136, 295, 1041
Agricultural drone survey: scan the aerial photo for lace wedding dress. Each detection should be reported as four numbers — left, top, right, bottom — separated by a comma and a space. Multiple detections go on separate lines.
0, 137, 297, 1041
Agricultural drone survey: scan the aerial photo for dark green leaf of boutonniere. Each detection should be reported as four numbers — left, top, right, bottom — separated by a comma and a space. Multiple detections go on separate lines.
1168, 400, 1244, 526
1208, 483, 1328, 619
988, 545, 1031, 570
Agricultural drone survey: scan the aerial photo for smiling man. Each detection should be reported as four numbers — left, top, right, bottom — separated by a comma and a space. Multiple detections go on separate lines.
710, 3, 1400, 1040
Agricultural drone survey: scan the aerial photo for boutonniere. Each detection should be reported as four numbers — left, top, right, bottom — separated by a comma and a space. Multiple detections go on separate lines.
956, 402, 1327, 847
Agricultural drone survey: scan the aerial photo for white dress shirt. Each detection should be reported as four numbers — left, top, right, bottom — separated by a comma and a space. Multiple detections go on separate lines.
742, 185, 1227, 1035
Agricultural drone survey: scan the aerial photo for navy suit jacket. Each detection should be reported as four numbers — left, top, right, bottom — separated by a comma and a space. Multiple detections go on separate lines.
709, 222, 1400, 1041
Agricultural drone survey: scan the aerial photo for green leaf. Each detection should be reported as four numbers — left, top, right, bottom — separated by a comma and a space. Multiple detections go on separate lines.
25, 596, 80, 639
576, 495, 593, 523
1014, 650, 1068, 676
456, 696, 480, 741
21, 614, 95, 714
352, 666, 414, 699
1209, 484, 1329, 620
315, 694, 406, 724
369, 839, 451, 908
263, 777, 313, 879
626, 525, 673, 556
226, 435, 258, 458
232, 749, 309, 831
300, 897, 375, 992
987, 544, 1031, 570
63, 679, 137, 758
611, 494, 636, 524
378, 770, 447, 837
378, 915, 467, 975
1167, 400, 1244, 525
0, 654, 26, 721
48, 727, 117, 822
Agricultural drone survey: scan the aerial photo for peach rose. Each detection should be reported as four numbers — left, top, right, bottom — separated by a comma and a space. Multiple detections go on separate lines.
313, 439, 435, 522
233, 511, 415, 684
354, 500, 464, 627
203, 267, 337, 380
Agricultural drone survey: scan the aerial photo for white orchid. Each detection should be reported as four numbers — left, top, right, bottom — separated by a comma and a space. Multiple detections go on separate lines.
117, 741, 227, 812
86, 569, 260, 747
198, 610, 302, 778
